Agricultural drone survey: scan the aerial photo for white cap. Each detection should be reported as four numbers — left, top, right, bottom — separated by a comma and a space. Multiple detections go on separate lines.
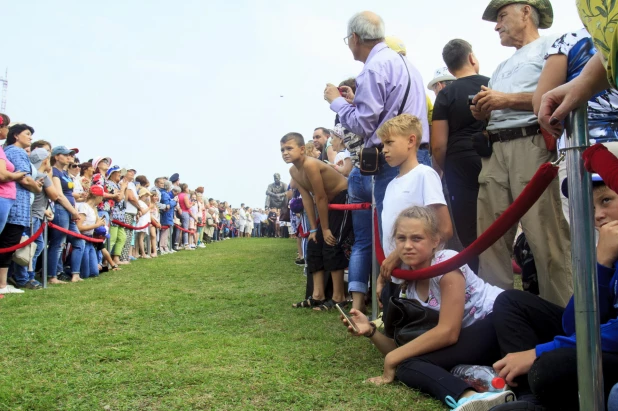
427, 67, 456, 90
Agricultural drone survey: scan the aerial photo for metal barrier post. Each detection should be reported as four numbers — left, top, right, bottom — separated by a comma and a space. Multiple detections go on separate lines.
565, 105, 604, 410
371, 177, 378, 321
42, 219, 48, 289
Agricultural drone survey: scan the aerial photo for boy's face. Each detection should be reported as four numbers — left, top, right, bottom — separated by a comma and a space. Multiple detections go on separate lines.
593, 185, 618, 228
381, 133, 416, 167
280, 140, 304, 163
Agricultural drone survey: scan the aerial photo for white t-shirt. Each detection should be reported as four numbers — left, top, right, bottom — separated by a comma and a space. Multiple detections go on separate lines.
239, 208, 246, 223
136, 200, 150, 233
334, 149, 351, 166
382, 164, 446, 284
487, 35, 558, 131
124, 182, 139, 215
77, 202, 97, 236
402, 249, 503, 328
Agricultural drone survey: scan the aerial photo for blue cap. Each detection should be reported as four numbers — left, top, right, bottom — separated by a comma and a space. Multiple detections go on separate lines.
562, 174, 604, 198
51, 146, 76, 156
106, 165, 121, 177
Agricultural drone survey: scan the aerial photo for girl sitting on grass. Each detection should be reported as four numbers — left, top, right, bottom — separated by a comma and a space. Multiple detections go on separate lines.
340, 206, 513, 411
77, 185, 106, 279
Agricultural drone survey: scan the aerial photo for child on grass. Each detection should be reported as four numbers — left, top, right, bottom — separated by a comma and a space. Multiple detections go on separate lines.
282, 132, 352, 312
76, 185, 106, 279
340, 206, 510, 411
376, 114, 453, 315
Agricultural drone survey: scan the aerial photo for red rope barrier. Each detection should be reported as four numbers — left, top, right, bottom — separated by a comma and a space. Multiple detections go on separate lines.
328, 203, 371, 211
583, 143, 618, 193
111, 219, 151, 230
0, 222, 45, 253
174, 224, 196, 234
48, 222, 105, 243
160, 225, 171, 230
375, 162, 559, 281
297, 224, 310, 238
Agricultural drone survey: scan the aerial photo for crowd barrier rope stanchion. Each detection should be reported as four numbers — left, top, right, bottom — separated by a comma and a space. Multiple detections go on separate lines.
565, 106, 604, 411
371, 178, 378, 321
0, 223, 45, 253
111, 219, 150, 231
47, 222, 105, 243
372, 161, 560, 280
42, 218, 48, 289
174, 225, 196, 234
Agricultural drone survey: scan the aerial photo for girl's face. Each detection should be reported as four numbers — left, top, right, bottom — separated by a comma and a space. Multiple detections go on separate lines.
142, 196, 151, 205
15, 129, 33, 149
0, 125, 8, 140
98, 159, 110, 173
394, 218, 440, 268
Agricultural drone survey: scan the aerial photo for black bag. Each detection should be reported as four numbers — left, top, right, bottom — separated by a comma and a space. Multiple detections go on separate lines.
472, 131, 493, 158
383, 297, 440, 346
359, 54, 411, 176
514, 232, 539, 295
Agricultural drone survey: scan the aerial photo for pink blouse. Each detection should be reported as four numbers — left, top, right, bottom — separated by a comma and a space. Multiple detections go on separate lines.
0, 146, 17, 200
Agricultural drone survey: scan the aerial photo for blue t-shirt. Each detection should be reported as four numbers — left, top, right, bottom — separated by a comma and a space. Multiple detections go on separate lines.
547, 29, 618, 142
4, 145, 31, 227
52, 167, 75, 206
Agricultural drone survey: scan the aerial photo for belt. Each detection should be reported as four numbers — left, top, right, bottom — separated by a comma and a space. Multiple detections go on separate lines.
419, 143, 429, 150
486, 125, 540, 144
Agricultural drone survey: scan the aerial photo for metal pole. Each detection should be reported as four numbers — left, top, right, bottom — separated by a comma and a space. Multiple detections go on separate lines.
371, 177, 378, 321
42, 219, 48, 289
565, 105, 604, 411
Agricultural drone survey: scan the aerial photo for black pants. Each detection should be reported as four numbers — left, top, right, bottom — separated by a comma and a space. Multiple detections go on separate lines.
493, 289, 618, 409
444, 154, 481, 273
396, 314, 502, 404
0, 223, 25, 268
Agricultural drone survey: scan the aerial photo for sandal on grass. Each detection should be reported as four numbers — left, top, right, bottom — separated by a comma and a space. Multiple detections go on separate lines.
313, 299, 346, 312
292, 297, 324, 308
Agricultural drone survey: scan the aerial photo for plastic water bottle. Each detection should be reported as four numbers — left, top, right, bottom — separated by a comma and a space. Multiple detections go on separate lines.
451, 365, 506, 393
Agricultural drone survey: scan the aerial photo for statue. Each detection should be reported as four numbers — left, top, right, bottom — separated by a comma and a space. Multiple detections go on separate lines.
265, 173, 287, 209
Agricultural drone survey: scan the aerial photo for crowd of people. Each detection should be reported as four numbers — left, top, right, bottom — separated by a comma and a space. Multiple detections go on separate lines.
280, 1, 618, 410
0, 129, 278, 290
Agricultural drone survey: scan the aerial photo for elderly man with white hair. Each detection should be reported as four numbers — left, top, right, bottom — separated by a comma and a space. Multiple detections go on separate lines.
323, 11, 430, 313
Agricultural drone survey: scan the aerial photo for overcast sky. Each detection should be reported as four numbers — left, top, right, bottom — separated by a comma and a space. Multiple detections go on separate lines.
2, 0, 581, 208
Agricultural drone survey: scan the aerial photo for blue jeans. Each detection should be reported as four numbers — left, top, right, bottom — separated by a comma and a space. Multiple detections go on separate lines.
347, 162, 399, 294
47, 205, 84, 277
11, 217, 44, 285
80, 241, 99, 279
0, 197, 15, 233
417, 148, 431, 167
181, 212, 190, 245
253, 223, 261, 238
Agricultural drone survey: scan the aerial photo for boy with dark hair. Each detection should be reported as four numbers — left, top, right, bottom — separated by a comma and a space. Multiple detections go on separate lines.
490, 144, 618, 410
282, 132, 352, 311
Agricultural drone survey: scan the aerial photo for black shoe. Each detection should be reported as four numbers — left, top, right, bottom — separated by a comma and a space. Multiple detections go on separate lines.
57, 273, 72, 282
15, 280, 43, 290
7, 276, 18, 287
490, 401, 546, 410
295, 258, 305, 266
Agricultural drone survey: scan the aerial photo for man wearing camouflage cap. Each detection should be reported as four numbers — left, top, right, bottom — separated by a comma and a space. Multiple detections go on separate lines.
470, 0, 573, 308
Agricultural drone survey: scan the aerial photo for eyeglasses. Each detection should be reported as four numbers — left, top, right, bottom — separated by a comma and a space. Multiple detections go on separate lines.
100, 159, 109, 164
70, 164, 79, 169
343, 33, 353, 45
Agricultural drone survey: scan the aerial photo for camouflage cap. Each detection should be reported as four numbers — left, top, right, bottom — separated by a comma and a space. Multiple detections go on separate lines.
482, 0, 553, 29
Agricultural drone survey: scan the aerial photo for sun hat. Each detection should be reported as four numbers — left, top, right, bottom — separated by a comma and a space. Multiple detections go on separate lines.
427, 67, 457, 90
482, 0, 553, 29
107, 165, 121, 178
385, 36, 406, 55
92, 156, 112, 171
138, 187, 151, 198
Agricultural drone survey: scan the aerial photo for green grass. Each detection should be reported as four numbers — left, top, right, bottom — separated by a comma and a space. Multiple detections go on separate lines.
0, 238, 444, 411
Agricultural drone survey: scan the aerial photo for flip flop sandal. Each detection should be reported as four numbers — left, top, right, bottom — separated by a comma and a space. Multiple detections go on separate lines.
292, 297, 324, 308
313, 299, 346, 312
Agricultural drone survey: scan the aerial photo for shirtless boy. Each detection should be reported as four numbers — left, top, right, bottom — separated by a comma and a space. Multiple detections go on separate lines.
281, 132, 352, 311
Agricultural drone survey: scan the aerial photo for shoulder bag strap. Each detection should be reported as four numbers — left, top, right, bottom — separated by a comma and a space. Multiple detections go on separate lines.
397, 54, 411, 116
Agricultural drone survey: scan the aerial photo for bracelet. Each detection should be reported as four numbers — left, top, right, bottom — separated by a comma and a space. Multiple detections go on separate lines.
309, 229, 318, 233
365, 322, 377, 338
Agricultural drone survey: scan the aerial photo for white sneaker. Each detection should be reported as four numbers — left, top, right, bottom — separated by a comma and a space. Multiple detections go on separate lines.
0, 286, 25, 294
198, 244, 206, 248
446, 390, 516, 411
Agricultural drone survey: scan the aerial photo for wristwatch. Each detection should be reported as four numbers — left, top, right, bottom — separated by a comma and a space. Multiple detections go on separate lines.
365, 322, 377, 338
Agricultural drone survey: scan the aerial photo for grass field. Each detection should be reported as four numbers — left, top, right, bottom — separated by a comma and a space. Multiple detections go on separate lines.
0, 238, 444, 411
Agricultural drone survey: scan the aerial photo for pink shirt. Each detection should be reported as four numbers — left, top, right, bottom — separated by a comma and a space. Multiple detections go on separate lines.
0, 146, 17, 200
178, 193, 191, 212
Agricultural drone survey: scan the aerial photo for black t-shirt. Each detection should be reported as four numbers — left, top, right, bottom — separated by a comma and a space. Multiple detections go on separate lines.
432, 75, 490, 158
268, 211, 277, 222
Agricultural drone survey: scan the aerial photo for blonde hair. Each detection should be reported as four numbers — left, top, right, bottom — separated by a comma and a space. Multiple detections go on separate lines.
391, 206, 442, 248
305, 141, 319, 158
377, 114, 423, 148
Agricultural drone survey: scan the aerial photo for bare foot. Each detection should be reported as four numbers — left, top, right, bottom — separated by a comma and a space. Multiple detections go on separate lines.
71, 274, 83, 282
150, 253, 157, 258
141, 255, 151, 259
48, 277, 67, 285
118, 261, 130, 265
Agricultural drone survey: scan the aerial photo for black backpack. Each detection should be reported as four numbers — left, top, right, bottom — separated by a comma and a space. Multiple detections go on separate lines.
514, 232, 539, 295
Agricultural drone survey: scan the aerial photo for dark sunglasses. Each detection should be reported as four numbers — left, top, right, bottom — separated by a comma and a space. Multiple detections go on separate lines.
70, 164, 79, 168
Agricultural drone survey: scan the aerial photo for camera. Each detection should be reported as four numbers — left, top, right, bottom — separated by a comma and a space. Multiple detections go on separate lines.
468, 95, 477, 106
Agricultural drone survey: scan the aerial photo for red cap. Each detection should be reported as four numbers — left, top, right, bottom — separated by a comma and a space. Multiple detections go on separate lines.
69, 148, 80, 154
90, 184, 104, 196
491, 377, 506, 390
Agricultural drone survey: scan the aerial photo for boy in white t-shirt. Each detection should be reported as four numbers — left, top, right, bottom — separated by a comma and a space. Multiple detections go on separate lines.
376, 114, 453, 312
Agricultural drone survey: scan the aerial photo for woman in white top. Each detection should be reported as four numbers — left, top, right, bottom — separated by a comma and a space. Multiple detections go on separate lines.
341, 206, 513, 411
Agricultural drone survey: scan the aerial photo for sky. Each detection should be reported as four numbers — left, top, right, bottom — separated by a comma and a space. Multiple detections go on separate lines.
2, 0, 581, 208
